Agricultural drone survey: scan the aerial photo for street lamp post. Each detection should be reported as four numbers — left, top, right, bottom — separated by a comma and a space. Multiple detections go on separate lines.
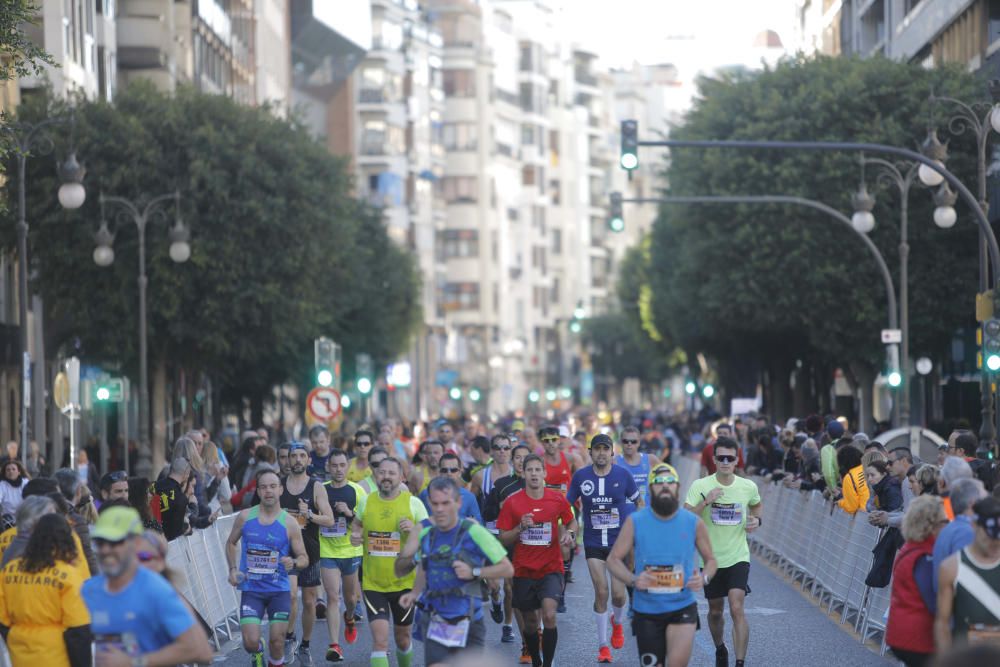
0, 118, 86, 466
95, 192, 189, 477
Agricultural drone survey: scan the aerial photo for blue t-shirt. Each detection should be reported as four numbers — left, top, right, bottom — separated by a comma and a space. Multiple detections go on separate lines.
417, 520, 507, 620
82, 566, 195, 655
632, 506, 698, 613
615, 453, 651, 504
419, 487, 483, 524
309, 452, 331, 479
567, 464, 639, 548
933, 514, 975, 591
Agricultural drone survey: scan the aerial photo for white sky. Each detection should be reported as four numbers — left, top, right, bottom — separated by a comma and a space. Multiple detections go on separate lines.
560, 0, 799, 76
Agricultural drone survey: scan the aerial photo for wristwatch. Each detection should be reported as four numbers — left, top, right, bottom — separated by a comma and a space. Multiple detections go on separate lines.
472, 566, 482, 578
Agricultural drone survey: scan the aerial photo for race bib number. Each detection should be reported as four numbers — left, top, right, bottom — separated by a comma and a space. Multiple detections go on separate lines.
320, 517, 348, 539
520, 522, 552, 546
427, 615, 471, 648
246, 547, 279, 575
591, 508, 620, 530
645, 565, 684, 594
485, 520, 499, 535
710, 502, 742, 526
93, 633, 140, 660
368, 530, 401, 557
968, 624, 1000, 645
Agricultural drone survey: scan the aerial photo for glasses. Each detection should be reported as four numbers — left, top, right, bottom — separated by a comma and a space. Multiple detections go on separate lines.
439, 467, 461, 474
651, 475, 678, 485
137, 550, 160, 563
93, 538, 127, 548
492, 445, 512, 451
540, 437, 559, 443
715, 455, 737, 463
621, 439, 639, 445
356, 441, 372, 447
370, 458, 386, 467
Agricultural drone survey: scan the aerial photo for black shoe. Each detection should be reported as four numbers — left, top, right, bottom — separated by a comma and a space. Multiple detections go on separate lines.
716, 644, 729, 667
564, 569, 574, 584
490, 598, 503, 623
315, 599, 327, 620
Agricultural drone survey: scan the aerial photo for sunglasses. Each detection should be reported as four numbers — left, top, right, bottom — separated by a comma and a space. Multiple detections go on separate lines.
492, 445, 512, 451
651, 475, 678, 485
137, 550, 160, 563
439, 467, 461, 474
540, 437, 559, 443
715, 455, 737, 463
93, 538, 127, 548
356, 441, 372, 446
621, 439, 639, 445
107, 471, 128, 482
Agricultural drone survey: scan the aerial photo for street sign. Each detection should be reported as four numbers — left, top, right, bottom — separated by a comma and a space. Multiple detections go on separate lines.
53, 372, 69, 410
306, 386, 342, 422
881, 329, 902, 344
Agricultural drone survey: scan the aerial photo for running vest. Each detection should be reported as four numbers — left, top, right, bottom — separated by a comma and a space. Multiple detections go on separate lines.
318, 480, 365, 559
632, 507, 698, 614
417, 465, 433, 492
347, 459, 370, 484
545, 452, 571, 493
418, 519, 481, 619
280, 476, 319, 563
361, 491, 420, 592
615, 453, 651, 503
240, 506, 291, 593
954, 546, 1000, 641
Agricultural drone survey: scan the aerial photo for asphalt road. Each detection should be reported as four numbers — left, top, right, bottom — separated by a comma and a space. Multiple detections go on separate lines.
214, 551, 892, 666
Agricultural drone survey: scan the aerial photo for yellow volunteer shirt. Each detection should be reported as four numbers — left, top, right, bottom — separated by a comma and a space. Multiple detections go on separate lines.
0, 557, 90, 667
0, 527, 90, 580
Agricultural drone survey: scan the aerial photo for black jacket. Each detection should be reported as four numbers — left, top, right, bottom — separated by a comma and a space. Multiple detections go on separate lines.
871, 474, 904, 512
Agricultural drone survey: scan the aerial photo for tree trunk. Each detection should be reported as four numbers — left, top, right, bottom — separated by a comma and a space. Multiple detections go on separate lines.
849, 360, 876, 435
250, 393, 264, 429
152, 354, 168, 474
769, 355, 794, 424
792, 363, 810, 418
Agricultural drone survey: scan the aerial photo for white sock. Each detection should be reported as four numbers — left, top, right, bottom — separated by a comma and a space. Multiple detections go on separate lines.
612, 604, 627, 625
271, 657, 285, 666
595, 610, 610, 647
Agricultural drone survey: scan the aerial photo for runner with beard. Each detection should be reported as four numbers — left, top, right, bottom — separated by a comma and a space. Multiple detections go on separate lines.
684, 437, 761, 667
607, 464, 717, 667
566, 434, 640, 663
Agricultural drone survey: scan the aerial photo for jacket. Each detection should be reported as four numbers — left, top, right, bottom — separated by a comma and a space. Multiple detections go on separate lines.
821, 444, 839, 492
867, 475, 904, 513
886, 536, 936, 654
838, 465, 869, 515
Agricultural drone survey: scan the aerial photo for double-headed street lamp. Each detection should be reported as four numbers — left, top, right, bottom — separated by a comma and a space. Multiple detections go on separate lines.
0, 118, 87, 464
95, 191, 190, 477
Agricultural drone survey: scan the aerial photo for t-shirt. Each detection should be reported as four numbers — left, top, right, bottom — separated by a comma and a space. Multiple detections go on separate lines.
419, 486, 483, 524
319, 481, 367, 559
567, 465, 639, 549
347, 460, 371, 484
0, 527, 90, 582
153, 476, 188, 541
309, 451, 331, 480
356, 490, 428, 592
418, 520, 507, 621
684, 474, 760, 568
82, 566, 195, 656
496, 488, 574, 578
0, 557, 90, 666
700, 442, 745, 475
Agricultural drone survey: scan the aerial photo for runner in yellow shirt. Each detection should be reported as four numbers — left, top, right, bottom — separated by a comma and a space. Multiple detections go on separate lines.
348, 431, 375, 483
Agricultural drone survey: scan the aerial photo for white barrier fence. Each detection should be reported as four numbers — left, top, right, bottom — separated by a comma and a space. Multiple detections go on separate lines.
673, 455, 890, 653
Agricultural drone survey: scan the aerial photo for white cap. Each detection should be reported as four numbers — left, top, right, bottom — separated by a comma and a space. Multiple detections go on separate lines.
559, 425, 570, 438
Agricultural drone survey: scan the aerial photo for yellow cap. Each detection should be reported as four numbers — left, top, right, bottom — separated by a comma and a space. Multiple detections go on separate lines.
648, 463, 679, 487
91, 506, 143, 542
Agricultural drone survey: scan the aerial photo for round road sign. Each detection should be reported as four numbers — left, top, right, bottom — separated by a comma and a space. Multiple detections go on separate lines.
306, 386, 342, 422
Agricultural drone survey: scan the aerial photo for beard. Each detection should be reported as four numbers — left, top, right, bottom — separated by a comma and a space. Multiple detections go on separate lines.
651, 491, 678, 516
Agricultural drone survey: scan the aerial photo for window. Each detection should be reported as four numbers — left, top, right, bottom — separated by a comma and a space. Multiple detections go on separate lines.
441, 283, 480, 310
522, 165, 538, 186
443, 123, 477, 150
550, 277, 560, 304
551, 229, 562, 254
437, 177, 478, 203
990, 0, 1000, 45
443, 69, 476, 97
438, 230, 479, 259
521, 124, 535, 145
531, 206, 545, 230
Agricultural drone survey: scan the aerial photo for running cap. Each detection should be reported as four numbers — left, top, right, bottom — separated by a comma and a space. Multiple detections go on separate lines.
289, 441, 308, 452
974, 497, 1000, 539
91, 506, 143, 542
511, 420, 525, 432
648, 463, 680, 486
558, 425, 571, 438
590, 433, 614, 449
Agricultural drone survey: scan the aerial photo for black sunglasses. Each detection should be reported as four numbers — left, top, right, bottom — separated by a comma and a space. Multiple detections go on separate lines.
492, 445, 512, 451
621, 439, 639, 445
439, 467, 461, 474
356, 441, 372, 446
715, 455, 737, 463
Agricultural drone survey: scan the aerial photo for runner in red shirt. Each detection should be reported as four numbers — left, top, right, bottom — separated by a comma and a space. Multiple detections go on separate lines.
498, 454, 577, 667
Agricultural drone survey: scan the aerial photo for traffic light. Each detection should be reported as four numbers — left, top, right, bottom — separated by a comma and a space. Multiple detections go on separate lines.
702, 384, 715, 399
685, 381, 696, 395
315, 337, 340, 388
95, 384, 111, 401
528, 390, 540, 403
984, 319, 1000, 372
608, 192, 624, 233
356, 353, 373, 394
620, 120, 638, 170
469, 388, 481, 402
887, 344, 902, 387
570, 300, 584, 333
449, 386, 462, 401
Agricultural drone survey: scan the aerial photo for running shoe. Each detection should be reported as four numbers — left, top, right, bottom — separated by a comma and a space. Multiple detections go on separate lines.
564, 568, 574, 584
501, 625, 515, 643
519, 643, 531, 664
557, 594, 566, 613
298, 643, 314, 666
343, 611, 358, 644
610, 619, 624, 649
490, 598, 503, 623
354, 600, 364, 622
250, 645, 265, 667
316, 598, 327, 619
715, 643, 729, 667
597, 646, 612, 663
325, 643, 344, 662
283, 635, 298, 664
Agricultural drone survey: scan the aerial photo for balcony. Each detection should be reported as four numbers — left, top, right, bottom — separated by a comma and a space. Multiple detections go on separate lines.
117, 14, 169, 69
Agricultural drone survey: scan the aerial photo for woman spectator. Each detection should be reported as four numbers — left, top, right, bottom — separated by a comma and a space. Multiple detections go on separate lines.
201, 441, 232, 514
0, 459, 29, 525
886, 495, 948, 667
0, 513, 91, 667
836, 445, 868, 514
230, 444, 277, 509
914, 464, 940, 497
866, 459, 904, 512
128, 476, 163, 532
25, 441, 45, 479
171, 437, 217, 529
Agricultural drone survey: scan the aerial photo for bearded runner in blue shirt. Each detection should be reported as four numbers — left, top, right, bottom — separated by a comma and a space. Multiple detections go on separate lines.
566, 433, 640, 664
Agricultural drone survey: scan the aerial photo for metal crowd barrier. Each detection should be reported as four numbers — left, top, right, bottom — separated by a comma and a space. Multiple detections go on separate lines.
672, 456, 890, 654
166, 513, 241, 650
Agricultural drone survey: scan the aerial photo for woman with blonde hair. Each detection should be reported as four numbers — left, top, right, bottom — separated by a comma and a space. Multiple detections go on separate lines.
201, 441, 232, 513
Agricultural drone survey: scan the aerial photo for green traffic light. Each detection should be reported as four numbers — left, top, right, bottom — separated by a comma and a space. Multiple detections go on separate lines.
620, 153, 637, 170
317, 369, 333, 387
684, 381, 696, 395
358, 377, 372, 394
569, 320, 582, 333
341, 394, 352, 409
702, 384, 715, 398
449, 387, 462, 400
96, 386, 110, 401
469, 388, 481, 402
988, 354, 1000, 372
887, 371, 902, 387
528, 390, 540, 403
608, 216, 625, 233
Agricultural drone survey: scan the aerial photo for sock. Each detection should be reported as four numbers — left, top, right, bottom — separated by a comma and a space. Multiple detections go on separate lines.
286, 631, 295, 640
396, 645, 413, 667
525, 629, 542, 666
735, 661, 744, 667
595, 610, 609, 646
542, 627, 558, 667
250, 639, 265, 662
370, 651, 389, 667
269, 658, 284, 667
612, 603, 627, 625
300, 640, 310, 649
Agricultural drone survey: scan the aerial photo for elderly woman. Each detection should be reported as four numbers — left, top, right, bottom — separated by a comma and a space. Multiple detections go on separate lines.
886, 495, 948, 667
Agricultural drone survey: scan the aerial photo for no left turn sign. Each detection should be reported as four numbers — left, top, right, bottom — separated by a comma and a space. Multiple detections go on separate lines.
306, 386, 342, 422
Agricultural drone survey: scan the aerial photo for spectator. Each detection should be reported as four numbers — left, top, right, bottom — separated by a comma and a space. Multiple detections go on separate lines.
0, 458, 29, 522
73, 449, 99, 499
127, 477, 162, 532
914, 464, 941, 497
791, 438, 825, 492
53, 468, 99, 574
835, 445, 868, 514
229, 430, 264, 490
0, 495, 90, 581
98, 471, 130, 506
866, 460, 903, 512
25, 440, 45, 479
747, 428, 783, 477
201, 441, 232, 514
821, 429, 850, 492
890, 448, 919, 509
939, 457, 974, 521
886, 495, 948, 667
82, 506, 213, 666
935, 497, 1000, 650
230, 444, 278, 509
0, 512, 91, 667
153, 458, 193, 541
169, 437, 217, 529
931, 478, 986, 592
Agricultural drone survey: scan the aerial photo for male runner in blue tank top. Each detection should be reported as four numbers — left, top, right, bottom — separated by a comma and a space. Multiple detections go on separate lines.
226, 469, 310, 667
607, 463, 717, 667
567, 433, 640, 663
615, 425, 662, 506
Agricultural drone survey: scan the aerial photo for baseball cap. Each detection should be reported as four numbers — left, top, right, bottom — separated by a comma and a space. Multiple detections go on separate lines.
648, 463, 679, 486
91, 506, 143, 542
590, 433, 613, 449
559, 425, 570, 438
974, 497, 1000, 539
511, 420, 525, 432
289, 441, 308, 452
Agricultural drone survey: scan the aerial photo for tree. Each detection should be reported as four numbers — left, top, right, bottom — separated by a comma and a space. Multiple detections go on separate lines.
3, 83, 420, 460
648, 55, 984, 418
0, 1, 51, 81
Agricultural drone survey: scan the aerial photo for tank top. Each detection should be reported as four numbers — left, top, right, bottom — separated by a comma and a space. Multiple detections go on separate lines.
954, 546, 1000, 640
318, 480, 365, 559
615, 453, 651, 504
280, 476, 319, 562
418, 465, 433, 492
361, 491, 421, 592
545, 452, 571, 494
347, 459, 370, 484
632, 507, 698, 614
240, 506, 291, 593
